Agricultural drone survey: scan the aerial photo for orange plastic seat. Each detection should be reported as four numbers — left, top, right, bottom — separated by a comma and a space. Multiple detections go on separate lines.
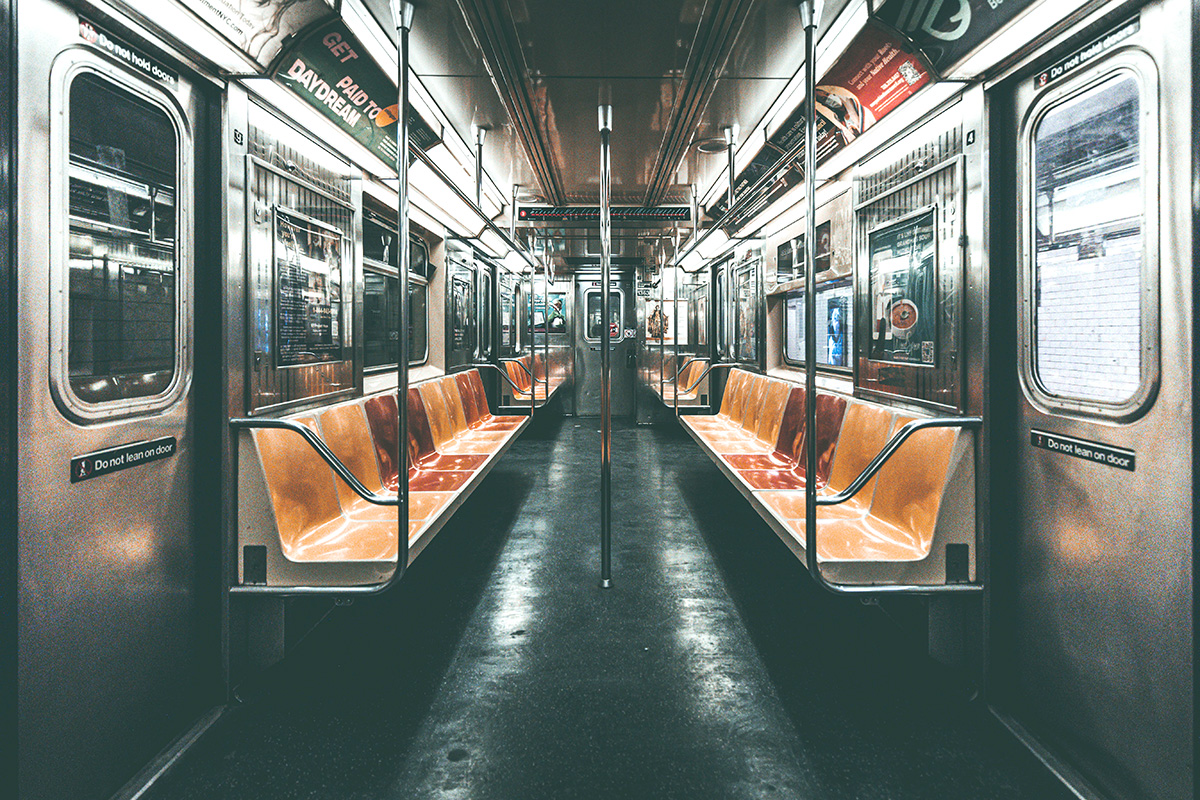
437, 376, 509, 444
252, 416, 400, 562
455, 372, 522, 431
737, 392, 847, 490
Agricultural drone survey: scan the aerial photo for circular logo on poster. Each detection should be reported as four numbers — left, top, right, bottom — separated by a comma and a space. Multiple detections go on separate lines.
890, 299, 919, 336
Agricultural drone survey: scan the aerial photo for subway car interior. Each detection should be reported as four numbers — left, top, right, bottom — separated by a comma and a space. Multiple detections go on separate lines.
2, 0, 1195, 798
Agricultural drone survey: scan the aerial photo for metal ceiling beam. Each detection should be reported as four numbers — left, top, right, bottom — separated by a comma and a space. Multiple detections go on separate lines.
455, 0, 567, 205
643, 0, 755, 208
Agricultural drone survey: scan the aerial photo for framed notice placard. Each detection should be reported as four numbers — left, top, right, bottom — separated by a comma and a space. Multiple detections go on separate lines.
867, 207, 938, 366
273, 207, 346, 367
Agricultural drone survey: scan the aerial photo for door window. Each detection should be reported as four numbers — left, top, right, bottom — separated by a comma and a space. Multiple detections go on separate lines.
585, 289, 623, 341
52, 60, 191, 420
1022, 60, 1158, 416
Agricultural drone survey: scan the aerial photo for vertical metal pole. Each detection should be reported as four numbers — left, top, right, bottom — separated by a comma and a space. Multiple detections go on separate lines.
658, 240, 666, 402
724, 125, 737, 209
527, 268, 535, 419
599, 103, 613, 588
392, 0, 414, 575
800, 0, 821, 579
474, 126, 486, 207
542, 248, 550, 402
672, 229, 681, 416
510, 183, 519, 241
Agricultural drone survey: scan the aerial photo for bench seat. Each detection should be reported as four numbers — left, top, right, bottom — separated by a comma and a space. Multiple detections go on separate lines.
680, 368, 976, 586
238, 367, 529, 587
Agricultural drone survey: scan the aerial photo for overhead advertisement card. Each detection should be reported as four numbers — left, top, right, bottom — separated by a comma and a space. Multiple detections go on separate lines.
274, 18, 441, 168
710, 21, 931, 219
176, 0, 335, 68
874, 0, 1037, 74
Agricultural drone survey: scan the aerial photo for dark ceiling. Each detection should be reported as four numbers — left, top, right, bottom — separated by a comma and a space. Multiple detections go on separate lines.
363, 0, 849, 209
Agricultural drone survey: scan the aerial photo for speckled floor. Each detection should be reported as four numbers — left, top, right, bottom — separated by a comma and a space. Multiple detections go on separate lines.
145, 415, 1070, 799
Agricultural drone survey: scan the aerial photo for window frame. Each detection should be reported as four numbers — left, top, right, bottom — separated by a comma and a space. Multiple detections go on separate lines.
582, 287, 625, 343
1017, 50, 1160, 421
361, 234, 430, 372
781, 277, 855, 373
49, 52, 193, 423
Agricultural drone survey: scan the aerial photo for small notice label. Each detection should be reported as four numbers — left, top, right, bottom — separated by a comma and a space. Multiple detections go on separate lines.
71, 437, 177, 483
79, 17, 178, 87
1030, 430, 1134, 472
1037, 16, 1139, 88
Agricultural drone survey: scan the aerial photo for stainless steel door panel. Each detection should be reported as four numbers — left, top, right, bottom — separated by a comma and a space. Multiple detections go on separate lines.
17, 4, 209, 798
1004, 5, 1192, 798
574, 273, 635, 416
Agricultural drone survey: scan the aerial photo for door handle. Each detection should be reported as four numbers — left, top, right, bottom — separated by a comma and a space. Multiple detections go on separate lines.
625, 350, 636, 369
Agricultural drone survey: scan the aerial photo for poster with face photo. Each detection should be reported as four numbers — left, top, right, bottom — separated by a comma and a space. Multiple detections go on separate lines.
868, 208, 937, 365
274, 208, 345, 367
826, 294, 848, 367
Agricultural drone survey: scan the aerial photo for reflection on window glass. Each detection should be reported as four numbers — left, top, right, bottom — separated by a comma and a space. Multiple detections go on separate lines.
1032, 73, 1143, 404
784, 281, 854, 368
734, 265, 756, 362
362, 269, 427, 367
67, 72, 179, 404
867, 209, 937, 366
586, 290, 622, 340
449, 256, 477, 355
479, 271, 492, 357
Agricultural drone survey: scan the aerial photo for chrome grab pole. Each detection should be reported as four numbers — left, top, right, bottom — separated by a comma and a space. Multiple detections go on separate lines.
510, 183, 519, 241
474, 125, 486, 207
599, 103, 613, 589
394, 0, 414, 583
672, 229, 680, 416
542, 243, 550, 402
724, 125, 737, 209
527, 268, 535, 419
800, 0, 820, 590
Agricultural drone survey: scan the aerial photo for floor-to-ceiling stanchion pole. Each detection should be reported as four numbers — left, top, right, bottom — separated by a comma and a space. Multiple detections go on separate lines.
392, 0, 415, 578
800, 0, 822, 579
599, 103, 613, 589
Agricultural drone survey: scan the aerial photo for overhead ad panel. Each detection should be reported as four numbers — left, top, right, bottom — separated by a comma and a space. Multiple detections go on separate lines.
707, 20, 932, 221
174, 0, 336, 69
873, 0, 1037, 74
273, 17, 442, 169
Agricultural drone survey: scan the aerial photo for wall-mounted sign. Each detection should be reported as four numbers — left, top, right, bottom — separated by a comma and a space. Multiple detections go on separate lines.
79, 17, 178, 87
274, 18, 441, 167
274, 208, 346, 367
1030, 430, 1135, 472
71, 438, 176, 483
518, 207, 690, 223
1036, 15, 1140, 89
176, 0, 335, 68
867, 207, 938, 366
874, 0, 1037, 75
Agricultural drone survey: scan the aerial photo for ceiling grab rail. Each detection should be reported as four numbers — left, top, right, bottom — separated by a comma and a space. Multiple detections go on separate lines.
797, 0, 981, 596
228, 0, 416, 597
599, 102, 614, 589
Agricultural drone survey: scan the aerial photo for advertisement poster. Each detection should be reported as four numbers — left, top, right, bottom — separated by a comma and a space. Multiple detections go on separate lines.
275, 18, 441, 167
868, 208, 937, 365
533, 293, 568, 334
645, 300, 689, 346
826, 294, 848, 368
451, 275, 474, 351
274, 208, 345, 366
178, 0, 334, 67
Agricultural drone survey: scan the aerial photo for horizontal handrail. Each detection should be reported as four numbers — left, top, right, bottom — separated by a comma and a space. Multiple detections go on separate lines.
500, 356, 534, 379
230, 418, 396, 506
683, 360, 741, 394
663, 356, 707, 385
805, 415, 983, 596
467, 362, 535, 415
817, 417, 982, 506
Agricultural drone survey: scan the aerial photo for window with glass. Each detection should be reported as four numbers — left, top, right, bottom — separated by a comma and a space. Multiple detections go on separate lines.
58, 66, 188, 415
479, 268, 493, 359
448, 253, 478, 357
362, 220, 429, 368
783, 280, 854, 370
1027, 68, 1152, 409
584, 289, 623, 341
715, 267, 729, 357
362, 269, 428, 368
733, 263, 757, 362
